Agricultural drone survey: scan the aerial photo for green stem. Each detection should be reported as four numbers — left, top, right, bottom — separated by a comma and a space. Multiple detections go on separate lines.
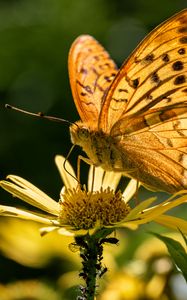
84, 234, 98, 300
75, 228, 118, 300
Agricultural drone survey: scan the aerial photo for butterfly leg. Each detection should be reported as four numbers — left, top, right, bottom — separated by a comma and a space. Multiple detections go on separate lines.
134, 179, 140, 204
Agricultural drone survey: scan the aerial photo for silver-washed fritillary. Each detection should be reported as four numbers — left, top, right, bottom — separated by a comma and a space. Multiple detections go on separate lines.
69, 9, 187, 193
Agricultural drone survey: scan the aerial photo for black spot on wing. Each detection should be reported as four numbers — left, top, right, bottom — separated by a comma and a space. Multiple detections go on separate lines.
172, 61, 184, 71
151, 72, 160, 84
80, 67, 88, 74
118, 88, 128, 93
146, 93, 153, 100
178, 48, 186, 55
132, 78, 139, 88
80, 92, 87, 96
162, 53, 170, 63
173, 121, 186, 137
174, 75, 186, 85
166, 138, 173, 147
179, 36, 187, 44
178, 27, 187, 33
178, 15, 187, 25
144, 53, 154, 63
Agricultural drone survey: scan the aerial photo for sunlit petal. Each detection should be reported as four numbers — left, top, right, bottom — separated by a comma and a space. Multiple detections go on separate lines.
0, 176, 59, 215
122, 179, 138, 203
124, 197, 157, 221
0, 205, 56, 225
59, 186, 66, 201
155, 215, 187, 234
88, 165, 105, 191
102, 171, 121, 191
57, 228, 75, 236
40, 226, 60, 236
55, 155, 77, 190
141, 193, 187, 221
1, 154, 187, 236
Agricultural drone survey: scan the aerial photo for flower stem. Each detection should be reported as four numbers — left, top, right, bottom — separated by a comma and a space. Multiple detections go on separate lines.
75, 228, 118, 300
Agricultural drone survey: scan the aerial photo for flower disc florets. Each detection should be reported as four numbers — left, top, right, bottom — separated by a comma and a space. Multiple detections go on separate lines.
58, 187, 131, 230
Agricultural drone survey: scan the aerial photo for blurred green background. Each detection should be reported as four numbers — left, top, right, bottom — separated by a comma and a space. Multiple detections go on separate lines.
0, 0, 187, 299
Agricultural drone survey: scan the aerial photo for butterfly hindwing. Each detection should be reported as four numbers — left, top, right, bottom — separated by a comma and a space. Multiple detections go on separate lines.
112, 106, 187, 192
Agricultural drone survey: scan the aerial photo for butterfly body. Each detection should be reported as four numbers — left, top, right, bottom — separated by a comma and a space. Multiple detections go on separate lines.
70, 120, 186, 193
70, 121, 129, 171
68, 9, 187, 193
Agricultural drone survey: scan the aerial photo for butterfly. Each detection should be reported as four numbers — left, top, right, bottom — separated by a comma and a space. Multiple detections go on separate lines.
68, 9, 187, 193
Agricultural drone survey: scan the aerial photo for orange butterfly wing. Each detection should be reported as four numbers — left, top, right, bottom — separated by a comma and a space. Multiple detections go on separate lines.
68, 10, 187, 192
99, 9, 187, 133
68, 35, 118, 123
111, 106, 187, 191
97, 9, 187, 192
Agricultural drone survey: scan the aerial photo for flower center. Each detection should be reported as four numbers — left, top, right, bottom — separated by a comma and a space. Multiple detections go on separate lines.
58, 187, 131, 230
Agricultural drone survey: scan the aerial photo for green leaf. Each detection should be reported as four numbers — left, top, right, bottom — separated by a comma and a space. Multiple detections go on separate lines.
178, 228, 187, 248
151, 232, 187, 282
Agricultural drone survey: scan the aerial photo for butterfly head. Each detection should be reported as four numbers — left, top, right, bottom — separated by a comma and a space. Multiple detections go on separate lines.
69, 121, 92, 147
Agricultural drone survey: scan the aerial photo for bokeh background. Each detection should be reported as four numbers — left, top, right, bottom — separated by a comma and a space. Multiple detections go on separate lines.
0, 0, 187, 299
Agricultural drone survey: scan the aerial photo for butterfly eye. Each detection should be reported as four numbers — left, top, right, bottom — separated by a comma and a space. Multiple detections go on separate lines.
78, 126, 90, 139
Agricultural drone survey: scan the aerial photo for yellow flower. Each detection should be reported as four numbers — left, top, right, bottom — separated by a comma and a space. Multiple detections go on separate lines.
0, 155, 187, 236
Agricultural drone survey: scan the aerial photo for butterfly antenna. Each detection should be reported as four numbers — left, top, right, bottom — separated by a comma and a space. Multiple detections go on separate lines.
5, 104, 77, 127
64, 145, 81, 185
5, 104, 80, 183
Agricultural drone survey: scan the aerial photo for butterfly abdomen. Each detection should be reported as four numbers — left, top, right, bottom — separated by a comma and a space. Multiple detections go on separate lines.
89, 131, 124, 170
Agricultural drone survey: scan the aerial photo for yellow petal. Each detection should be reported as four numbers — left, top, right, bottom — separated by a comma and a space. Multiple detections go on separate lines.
0, 205, 56, 225
57, 228, 75, 236
141, 194, 187, 222
155, 215, 187, 233
40, 226, 75, 237
122, 179, 138, 203
40, 226, 60, 236
102, 170, 121, 191
88, 165, 105, 191
119, 193, 187, 228
55, 155, 77, 190
124, 197, 157, 221
88, 166, 122, 192
0, 176, 59, 215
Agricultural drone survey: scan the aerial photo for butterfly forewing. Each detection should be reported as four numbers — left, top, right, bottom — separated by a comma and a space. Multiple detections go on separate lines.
69, 9, 187, 193
68, 35, 118, 123
99, 9, 187, 133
